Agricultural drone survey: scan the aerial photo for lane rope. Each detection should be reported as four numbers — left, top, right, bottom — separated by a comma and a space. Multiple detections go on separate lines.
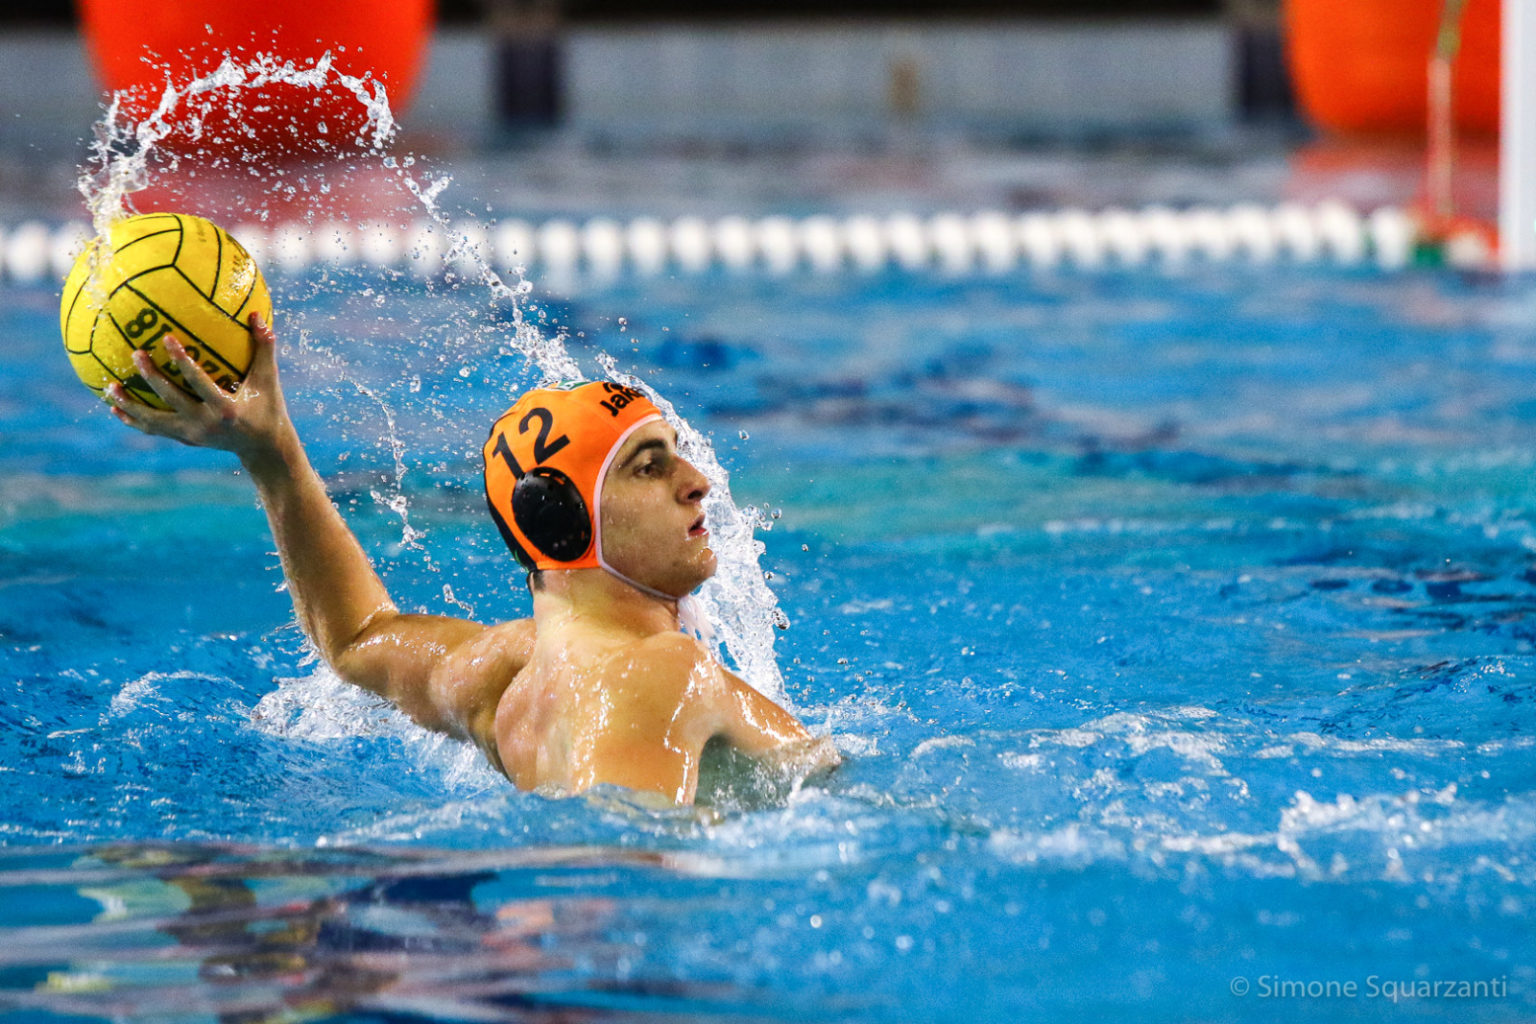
0, 202, 1452, 284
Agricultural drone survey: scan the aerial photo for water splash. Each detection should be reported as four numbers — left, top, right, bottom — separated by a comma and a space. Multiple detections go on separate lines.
599, 352, 789, 701
78, 51, 395, 237
78, 54, 789, 710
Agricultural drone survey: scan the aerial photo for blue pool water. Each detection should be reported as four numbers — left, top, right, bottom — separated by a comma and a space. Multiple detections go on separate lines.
3, 256, 1536, 1021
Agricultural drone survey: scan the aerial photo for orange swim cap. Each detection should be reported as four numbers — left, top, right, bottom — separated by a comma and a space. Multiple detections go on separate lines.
483, 380, 663, 573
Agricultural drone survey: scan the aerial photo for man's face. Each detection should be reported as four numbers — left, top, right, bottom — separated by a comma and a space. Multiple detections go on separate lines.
599, 420, 716, 597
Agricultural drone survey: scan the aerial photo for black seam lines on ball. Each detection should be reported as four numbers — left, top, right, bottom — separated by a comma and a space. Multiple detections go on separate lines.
167, 263, 255, 334
62, 273, 90, 352
86, 317, 128, 388
116, 258, 254, 333
110, 223, 179, 259
210, 223, 224, 302
232, 253, 260, 320
171, 213, 186, 268
119, 280, 245, 379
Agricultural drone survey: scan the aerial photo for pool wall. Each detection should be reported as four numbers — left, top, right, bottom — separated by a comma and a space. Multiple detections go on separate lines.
2, 20, 1236, 152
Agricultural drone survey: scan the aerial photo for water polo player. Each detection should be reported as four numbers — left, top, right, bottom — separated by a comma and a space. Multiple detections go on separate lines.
105, 314, 839, 805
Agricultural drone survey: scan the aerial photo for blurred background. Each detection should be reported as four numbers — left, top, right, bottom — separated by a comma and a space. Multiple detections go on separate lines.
1, 0, 1291, 143
3, 0, 1502, 234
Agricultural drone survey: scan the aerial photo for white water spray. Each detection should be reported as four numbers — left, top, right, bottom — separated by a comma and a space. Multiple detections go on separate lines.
79, 54, 792, 712
598, 353, 788, 699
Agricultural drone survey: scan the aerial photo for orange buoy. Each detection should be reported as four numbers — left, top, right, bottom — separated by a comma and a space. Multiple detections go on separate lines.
1283, 0, 1500, 138
78, 0, 434, 157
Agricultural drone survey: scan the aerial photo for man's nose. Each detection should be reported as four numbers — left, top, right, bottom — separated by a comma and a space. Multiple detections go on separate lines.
679, 459, 710, 502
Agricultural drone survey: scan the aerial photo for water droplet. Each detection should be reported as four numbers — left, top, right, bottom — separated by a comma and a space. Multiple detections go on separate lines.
738, 430, 750, 441
74, 51, 794, 711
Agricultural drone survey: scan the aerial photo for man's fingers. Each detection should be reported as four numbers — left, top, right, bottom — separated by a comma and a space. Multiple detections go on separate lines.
108, 401, 149, 433
131, 348, 203, 416
106, 316, 280, 450
164, 336, 236, 413
106, 381, 176, 435
246, 311, 279, 386
249, 310, 273, 340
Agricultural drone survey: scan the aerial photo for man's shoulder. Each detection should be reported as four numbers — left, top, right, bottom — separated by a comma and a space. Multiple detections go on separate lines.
432, 617, 536, 689
627, 630, 714, 665
464, 617, 537, 654
595, 632, 723, 710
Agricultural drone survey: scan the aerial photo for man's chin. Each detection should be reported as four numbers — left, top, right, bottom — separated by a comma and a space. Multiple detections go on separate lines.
671, 552, 718, 597
648, 554, 716, 601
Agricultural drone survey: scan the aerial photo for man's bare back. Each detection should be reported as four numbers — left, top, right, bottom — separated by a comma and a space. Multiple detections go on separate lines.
106, 314, 837, 806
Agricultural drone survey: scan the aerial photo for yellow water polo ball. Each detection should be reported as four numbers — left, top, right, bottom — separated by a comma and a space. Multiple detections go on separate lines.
60, 212, 272, 409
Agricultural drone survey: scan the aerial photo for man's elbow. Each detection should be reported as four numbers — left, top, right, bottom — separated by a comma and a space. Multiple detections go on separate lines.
307, 603, 398, 674
769, 735, 842, 781
327, 614, 412, 704
807, 736, 842, 775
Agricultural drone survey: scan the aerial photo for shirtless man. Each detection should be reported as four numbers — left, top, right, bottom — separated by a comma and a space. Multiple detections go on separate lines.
105, 314, 838, 805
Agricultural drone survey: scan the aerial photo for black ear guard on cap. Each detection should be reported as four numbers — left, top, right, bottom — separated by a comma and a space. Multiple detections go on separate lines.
485, 496, 536, 571
511, 466, 594, 563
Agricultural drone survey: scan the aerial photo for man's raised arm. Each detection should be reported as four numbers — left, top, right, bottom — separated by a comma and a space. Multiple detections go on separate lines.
106, 315, 519, 746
